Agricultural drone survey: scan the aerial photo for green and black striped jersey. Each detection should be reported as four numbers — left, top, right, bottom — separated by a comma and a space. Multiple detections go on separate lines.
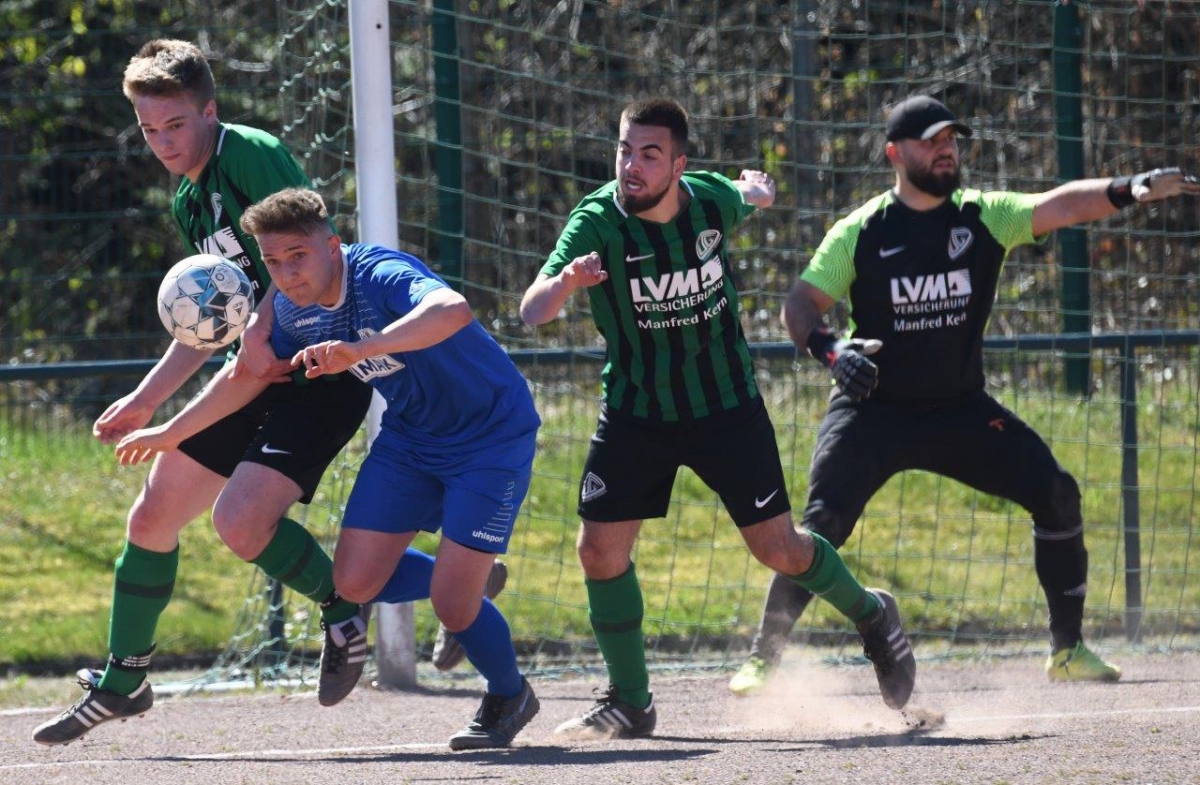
172, 123, 312, 302
542, 171, 758, 422
801, 188, 1042, 403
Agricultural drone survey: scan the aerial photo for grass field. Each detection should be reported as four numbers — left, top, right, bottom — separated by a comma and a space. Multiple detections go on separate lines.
2, 365, 1199, 671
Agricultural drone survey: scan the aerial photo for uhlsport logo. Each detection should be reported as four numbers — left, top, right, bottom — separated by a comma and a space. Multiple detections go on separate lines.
409, 278, 440, 299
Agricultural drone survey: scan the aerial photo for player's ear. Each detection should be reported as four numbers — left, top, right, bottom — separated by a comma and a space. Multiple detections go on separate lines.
201, 99, 217, 120
885, 141, 900, 166
327, 233, 341, 257
673, 153, 687, 179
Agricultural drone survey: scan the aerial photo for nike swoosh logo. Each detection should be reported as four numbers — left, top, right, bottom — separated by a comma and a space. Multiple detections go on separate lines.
260, 444, 292, 455
754, 489, 779, 508
626, 253, 655, 263
879, 245, 905, 258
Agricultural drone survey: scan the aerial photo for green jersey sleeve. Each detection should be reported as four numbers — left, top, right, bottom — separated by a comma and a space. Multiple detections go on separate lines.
685, 170, 756, 225
978, 190, 1043, 250
223, 125, 312, 203
540, 195, 614, 277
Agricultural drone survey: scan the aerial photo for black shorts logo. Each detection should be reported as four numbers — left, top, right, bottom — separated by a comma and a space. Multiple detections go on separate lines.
581, 472, 607, 502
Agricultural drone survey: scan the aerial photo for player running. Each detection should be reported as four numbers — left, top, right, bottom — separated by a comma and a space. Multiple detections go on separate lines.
521, 98, 916, 739
33, 40, 372, 747
114, 188, 542, 751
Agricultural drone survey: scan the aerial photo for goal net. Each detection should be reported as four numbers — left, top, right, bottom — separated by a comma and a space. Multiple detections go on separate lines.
203, 0, 1200, 688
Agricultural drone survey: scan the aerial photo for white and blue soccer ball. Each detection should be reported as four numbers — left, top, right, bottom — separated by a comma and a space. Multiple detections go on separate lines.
157, 254, 254, 349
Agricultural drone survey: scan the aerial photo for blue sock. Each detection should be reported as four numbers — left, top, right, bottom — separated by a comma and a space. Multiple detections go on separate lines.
453, 598, 522, 698
370, 548, 434, 603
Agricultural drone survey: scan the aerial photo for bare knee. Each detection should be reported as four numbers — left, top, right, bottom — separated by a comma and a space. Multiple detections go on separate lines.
576, 536, 630, 580
126, 491, 186, 551
753, 530, 814, 575
430, 594, 480, 633
210, 503, 278, 562
332, 561, 380, 605
742, 514, 814, 575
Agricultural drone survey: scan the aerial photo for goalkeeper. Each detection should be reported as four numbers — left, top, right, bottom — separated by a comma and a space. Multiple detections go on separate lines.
729, 94, 1200, 696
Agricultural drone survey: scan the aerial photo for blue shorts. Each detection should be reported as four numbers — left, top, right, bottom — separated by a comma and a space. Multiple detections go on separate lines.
341, 428, 537, 554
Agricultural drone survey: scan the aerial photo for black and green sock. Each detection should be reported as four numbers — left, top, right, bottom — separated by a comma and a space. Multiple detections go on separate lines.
586, 562, 651, 710
789, 532, 880, 624
99, 541, 179, 695
250, 517, 355, 624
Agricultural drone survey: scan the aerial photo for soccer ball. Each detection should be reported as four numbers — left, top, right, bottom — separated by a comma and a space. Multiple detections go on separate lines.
157, 254, 255, 349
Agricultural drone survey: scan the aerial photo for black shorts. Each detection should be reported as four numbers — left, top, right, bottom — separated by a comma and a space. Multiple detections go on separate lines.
577, 396, 791, 527
803, 390, 1072, 543
178, 374, 373, 503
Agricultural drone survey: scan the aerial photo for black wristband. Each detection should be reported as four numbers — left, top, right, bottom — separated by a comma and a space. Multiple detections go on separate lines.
805, 327, 838, 367
1107, 176, 1136, 208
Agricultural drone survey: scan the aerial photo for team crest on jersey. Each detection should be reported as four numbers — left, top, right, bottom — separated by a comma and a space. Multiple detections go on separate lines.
211, 192, 224, 226
948, 227, 974, 260
409, 278, 440, 299
695, 229, 722, 261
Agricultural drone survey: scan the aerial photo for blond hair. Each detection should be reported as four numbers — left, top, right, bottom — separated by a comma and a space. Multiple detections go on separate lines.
122, 39, 215, 108
240, 188, 331, 238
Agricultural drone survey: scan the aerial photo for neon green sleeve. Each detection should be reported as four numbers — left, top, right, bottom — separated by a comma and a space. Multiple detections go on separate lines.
799, 215, 862, 300
978, 191, 1043, 250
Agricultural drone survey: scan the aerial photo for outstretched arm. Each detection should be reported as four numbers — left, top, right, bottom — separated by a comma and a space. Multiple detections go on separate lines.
292, 287, 472, 379
734, 169, 776, 209
519, 252, 608, 326
1032, 168, 1200, 237
93, 340, 216, 445
114, 362, 272, 465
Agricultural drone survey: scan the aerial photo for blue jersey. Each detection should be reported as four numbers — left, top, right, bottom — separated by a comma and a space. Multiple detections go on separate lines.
271, 243, 540, 453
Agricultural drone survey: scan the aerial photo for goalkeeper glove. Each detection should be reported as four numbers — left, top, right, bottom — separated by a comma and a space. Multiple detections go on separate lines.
1107, 167, 1200, 208
806, 327, 883, 402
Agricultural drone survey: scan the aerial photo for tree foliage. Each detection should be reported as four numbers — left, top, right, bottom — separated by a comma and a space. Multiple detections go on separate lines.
4, 0, 1199, 376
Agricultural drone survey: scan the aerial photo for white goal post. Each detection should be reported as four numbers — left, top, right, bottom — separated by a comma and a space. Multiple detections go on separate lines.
349, 0, 415, 689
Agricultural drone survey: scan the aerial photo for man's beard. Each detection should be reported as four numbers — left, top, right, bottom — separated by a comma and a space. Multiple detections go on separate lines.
908, 161, 961, 198
617, 180, 670, 213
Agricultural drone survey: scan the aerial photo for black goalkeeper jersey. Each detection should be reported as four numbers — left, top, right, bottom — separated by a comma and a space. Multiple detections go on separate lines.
801, 188, 1042, 403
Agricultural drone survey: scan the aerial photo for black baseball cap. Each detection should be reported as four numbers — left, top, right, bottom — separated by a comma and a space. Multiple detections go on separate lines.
885, 95, 973, 142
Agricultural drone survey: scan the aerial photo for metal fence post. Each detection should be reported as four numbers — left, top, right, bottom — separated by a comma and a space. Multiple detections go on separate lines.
1118, 339, 1142, 642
